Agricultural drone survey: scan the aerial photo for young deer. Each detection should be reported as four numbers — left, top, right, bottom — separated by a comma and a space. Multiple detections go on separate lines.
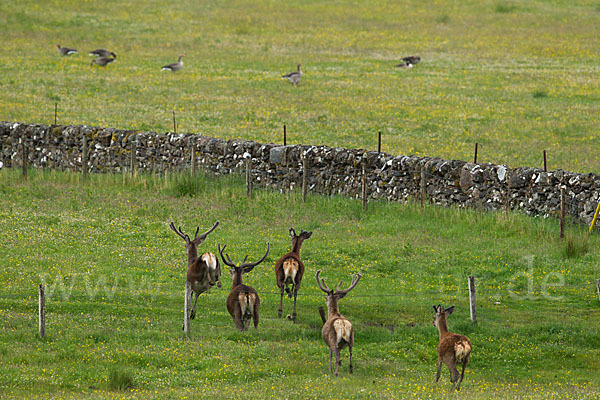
169, 221, 221, 325
218, 242, 270, 331
432, 305, 472, 392
316, 270, 362, 376
274, 228, 313, 323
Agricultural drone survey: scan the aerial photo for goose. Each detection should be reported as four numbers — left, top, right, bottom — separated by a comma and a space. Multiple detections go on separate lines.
90, 56, 116, 67
56, 44, 77, 56
89, 49, 117, 59
394, 62, 413, 69
395, 55, 420, 68
162, 54, 184, 72
282, 64, 302, 86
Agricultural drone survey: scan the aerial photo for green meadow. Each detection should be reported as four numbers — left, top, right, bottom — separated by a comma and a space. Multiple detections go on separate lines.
1, 0, 600, 171
2, 0, 600, 398
0, 169, 599, 399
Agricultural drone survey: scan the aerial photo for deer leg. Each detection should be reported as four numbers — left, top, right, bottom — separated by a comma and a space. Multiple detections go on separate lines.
292, 287, 298, 323
253, 301, 259, 329
456, 357, 469, 391
334, 346, 341, 377
349, 344, 353, 374
233, 306, 245, 331
435, 359, 442, 383
449, 364, 460, 392
278, 285, 284, 318
329, 348, 333, 373
190, 292, 200, 320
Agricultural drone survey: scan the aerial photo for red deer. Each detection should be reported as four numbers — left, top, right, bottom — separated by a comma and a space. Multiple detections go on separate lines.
274, 228, 312, 323
432, 305, 472, 392
316, 270, 362, 376
218, 242, 270, 331
169, 221, 220, 326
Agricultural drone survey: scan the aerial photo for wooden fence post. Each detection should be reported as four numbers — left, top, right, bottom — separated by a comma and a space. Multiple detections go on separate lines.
543, 150, 547, 172
302, 155, 309, 203
173, 111, 177, 134
377, 131, 381, 153
39, 284, 46, 338
130, 138, 137, 178
190, 142, 196, 176
82, 131, 88, 181
468, 276, 477, 323
505, 170, 511, 215
362, 165, 368, 212
560, 187, 565, 239
21, 138, 28, 179
283, 125, 287, 146
474, 143, 478, 164
420, 167, 426, 209
245, 157, 252, 199
318, 306, 327, 324
54, 103, 58, 125
184, 281, 191, 335
596, 279, 600, 304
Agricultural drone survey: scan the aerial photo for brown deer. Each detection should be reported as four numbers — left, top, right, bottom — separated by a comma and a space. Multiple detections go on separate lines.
169, 221, 221, 325
316, 270, 362, 376
432, 305, 472, 392
218, 242, 270, 331
274, 228, 313, 323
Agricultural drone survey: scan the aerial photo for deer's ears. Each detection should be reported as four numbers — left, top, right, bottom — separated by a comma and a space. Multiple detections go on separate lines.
444, 305, 455, 315
289, 228, 296, 238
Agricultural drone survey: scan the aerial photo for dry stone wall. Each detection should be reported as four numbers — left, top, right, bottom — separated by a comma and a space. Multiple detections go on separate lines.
1, 121, 599, 226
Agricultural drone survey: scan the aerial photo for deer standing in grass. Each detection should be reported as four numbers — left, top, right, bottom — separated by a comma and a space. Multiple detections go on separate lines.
316, 270, 362, 376
274, 228, 312, 323
169, 221, 221, 327
432, 305, 472, 392
218, 242, 270, 331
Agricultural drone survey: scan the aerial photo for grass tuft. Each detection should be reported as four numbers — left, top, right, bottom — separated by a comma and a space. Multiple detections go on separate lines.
564, 232, 589, 258
495, 2, 517, 13
108, 369, 135, 391
533, 89, 548, 99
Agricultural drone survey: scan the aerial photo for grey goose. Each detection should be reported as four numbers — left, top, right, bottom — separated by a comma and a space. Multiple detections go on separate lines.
395, 55, 420, 68
90, 56, 116, 67
282, 64, 302, 86
56, 44, 77, 56
162, 54, 184, 72
89, 49, 117, 59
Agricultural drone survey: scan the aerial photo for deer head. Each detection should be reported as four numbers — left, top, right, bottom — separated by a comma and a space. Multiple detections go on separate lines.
169, 221, 219, 266
316, 270, 361, 313
218, 242, 270, 286
432, 304, 454, 329
289, 228, 312, 253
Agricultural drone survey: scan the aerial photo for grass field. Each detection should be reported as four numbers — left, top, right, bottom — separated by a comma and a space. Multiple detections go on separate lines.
1, 0, 600, 171
1, 168, 599, 399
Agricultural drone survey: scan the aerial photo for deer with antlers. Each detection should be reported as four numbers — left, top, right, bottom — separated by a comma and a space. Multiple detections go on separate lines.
432, 305, 472, 392
274, 228, 312, 323
169, 221, 221, 326
218, 242, 270, 331
316, 270, 362, 376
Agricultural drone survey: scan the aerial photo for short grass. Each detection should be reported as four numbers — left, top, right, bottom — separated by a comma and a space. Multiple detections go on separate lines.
0, 168, 599, 399
1, 0, 600, 172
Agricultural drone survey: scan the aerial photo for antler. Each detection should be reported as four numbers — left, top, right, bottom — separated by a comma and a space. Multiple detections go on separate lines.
315, 270, 332, 293
169, 222, 190, 244
193, 221, 219, 244
240, 242, 270, 272
218, 243, 237, 268
335, 273, 362, 296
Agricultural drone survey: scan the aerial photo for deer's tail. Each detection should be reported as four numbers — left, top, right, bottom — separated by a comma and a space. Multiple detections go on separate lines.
455, 340, 472, 363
